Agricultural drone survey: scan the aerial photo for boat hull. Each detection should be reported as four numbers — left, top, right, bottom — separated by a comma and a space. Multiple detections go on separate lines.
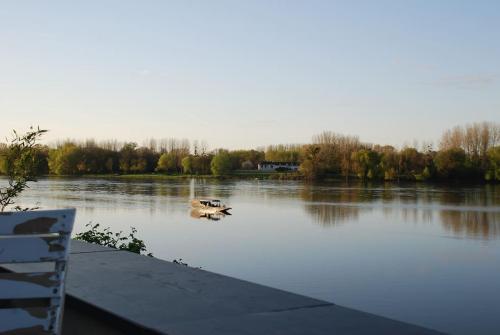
191, 199, 231, 214
195, 207, 232, 214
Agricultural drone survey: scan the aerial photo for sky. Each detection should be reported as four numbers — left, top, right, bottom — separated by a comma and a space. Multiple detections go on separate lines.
0, 1, 499, 150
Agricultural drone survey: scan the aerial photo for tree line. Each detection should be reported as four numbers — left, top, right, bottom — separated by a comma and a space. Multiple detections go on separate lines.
0, 138, 266, 177
299, 121, 499, 181
0, 122, 499, 181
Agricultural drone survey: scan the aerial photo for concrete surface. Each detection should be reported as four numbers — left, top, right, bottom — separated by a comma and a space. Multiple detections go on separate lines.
5, 240, 446, 335
163, 304, 439, 335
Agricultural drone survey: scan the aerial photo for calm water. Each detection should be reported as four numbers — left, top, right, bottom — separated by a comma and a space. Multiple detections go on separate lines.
12, 177, 500, 334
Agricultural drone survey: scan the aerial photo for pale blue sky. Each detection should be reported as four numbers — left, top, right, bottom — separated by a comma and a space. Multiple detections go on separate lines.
1, 1, 499, 149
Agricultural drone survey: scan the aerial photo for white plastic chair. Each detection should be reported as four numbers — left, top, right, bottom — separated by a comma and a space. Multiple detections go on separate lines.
0, 209, 76, 334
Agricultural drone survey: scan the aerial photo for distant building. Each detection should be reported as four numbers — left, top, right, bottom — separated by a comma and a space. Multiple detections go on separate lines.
257, 161, 300, 172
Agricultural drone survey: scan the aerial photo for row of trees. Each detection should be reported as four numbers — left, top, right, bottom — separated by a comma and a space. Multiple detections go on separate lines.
0, 122, 499, 181
299, 122, 500, 181
0, 139, 266, 177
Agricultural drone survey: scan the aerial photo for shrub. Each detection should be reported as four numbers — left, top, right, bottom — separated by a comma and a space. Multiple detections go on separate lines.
75, 223, 152, 256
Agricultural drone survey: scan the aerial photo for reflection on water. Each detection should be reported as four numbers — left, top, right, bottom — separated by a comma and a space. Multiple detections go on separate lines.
4, 177, 500, 335
297, 182, 500, 238
8, 177, 500, 238
304, 203, 363, 226
440, 210, 500, 238
300, 185, 365, 226
305, 201, 500, 238
190, 209, 230, 221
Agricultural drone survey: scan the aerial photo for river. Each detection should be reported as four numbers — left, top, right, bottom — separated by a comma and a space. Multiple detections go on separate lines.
12, 177, 500, 335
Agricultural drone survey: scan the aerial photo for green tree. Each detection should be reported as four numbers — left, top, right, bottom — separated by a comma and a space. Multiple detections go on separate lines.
240, 149, 265, 168
398, 147, 424, 179
181, 155, 193, 174
192, 154, 212, 174
132, 147, 157, 173
352, 149, 380, 179
265, 144, 301, 162
119, 142, 138, 174
210, 151, 232, 175
434, 148, 467, 179
299, 159, 315, 179
48, 143, 82, 175
485, 146, 500, 181
157, 152, 178, 173
379, 148, 400, 181
299, 145, 321, 179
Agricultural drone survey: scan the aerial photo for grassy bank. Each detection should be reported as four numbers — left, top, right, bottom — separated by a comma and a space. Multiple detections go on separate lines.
44, 170, 295, 180
9, 171, 495, 183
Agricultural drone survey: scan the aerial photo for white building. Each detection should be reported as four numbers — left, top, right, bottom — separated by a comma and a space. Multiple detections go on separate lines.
257, 161, 300, 172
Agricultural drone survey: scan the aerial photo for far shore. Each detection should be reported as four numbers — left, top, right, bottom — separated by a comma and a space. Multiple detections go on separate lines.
10, 172, 495, 185
37, 170, 298, 180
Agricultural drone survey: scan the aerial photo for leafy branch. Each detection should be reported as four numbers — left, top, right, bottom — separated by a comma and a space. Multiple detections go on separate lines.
74, 223, 152, 256
0, 126, 47, 212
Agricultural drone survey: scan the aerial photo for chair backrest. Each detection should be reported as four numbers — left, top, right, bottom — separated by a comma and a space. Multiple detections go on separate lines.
0, 209, 76, 335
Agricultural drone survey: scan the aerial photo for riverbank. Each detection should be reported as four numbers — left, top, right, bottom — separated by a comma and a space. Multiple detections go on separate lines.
16, 171, 497, 184
26, 170, 300, 180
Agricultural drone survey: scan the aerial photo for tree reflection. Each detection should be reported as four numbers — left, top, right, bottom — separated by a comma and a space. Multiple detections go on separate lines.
300, 184, 366, 226
304, 203, 363, 226
440, 210, 500, 238
29, 178, 500, 237
298, 182, 500, 236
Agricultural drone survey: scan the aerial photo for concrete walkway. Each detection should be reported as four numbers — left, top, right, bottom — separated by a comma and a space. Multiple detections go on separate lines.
8, 241, 446, 334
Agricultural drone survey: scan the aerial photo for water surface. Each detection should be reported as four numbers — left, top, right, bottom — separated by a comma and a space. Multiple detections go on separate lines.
13, 177, 500, 335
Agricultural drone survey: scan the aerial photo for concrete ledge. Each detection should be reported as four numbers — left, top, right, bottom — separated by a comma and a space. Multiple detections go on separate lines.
65, 245, 329, 327
70, 241, 119, 253
4, 240, 446, 335
164, 304, 441, 335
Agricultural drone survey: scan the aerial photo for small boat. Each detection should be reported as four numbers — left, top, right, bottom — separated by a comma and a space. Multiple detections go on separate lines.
191, 199, 231, 214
